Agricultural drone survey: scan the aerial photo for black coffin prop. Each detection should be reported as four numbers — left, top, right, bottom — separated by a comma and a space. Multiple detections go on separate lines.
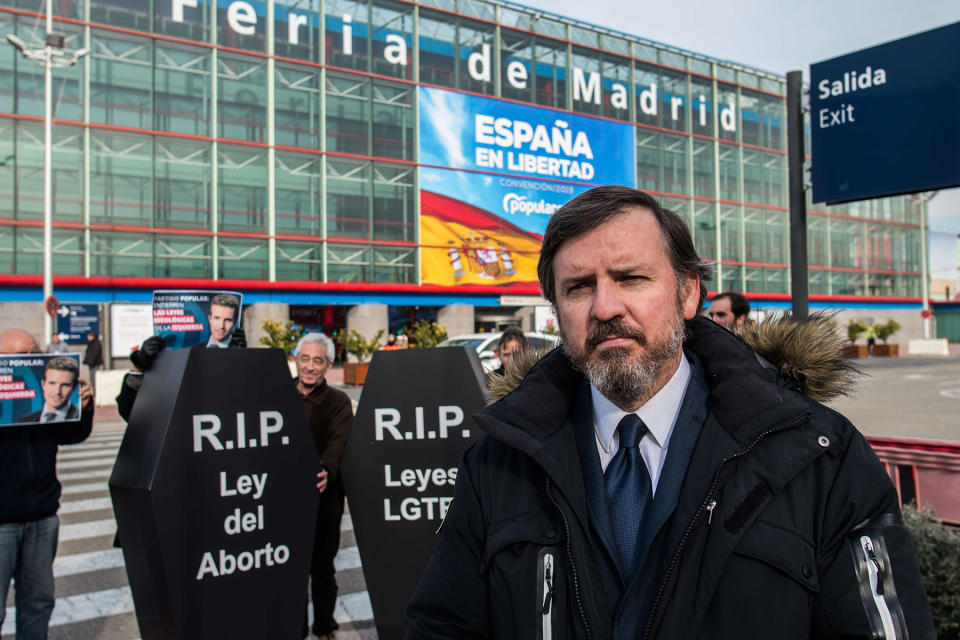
109, 347, 320, 640
342, 347, 487, 639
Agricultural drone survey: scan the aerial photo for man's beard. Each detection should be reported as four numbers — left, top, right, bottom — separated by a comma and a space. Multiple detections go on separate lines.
561, 303, 686, 410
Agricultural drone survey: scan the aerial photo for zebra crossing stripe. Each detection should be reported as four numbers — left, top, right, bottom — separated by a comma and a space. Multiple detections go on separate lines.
58, 449, 122, 460
57, 457, 117, 470
2, 587, 134, 636
60, 468, 112, 481
61, 481, 109, 495
59, 518, 116, 541
59, 497, 113, 514
53, 548, 126, 577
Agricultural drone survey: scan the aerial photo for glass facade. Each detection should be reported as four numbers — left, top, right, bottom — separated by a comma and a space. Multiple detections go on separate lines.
0, 0, 924, 298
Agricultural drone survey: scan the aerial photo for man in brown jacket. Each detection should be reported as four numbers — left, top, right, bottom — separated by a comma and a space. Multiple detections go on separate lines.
294, 332, 354, 640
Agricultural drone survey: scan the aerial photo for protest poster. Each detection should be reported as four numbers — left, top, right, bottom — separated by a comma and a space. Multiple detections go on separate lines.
153, 290, 244, 350
0, 353, 83, 427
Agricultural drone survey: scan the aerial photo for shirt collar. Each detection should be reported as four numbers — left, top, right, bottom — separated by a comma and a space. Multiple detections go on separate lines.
591, 353, 692, 453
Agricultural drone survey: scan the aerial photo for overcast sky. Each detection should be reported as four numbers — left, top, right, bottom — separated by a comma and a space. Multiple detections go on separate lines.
515, 0, 960, 276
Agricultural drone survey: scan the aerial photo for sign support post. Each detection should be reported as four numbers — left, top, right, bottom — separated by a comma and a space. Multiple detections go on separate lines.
787, 70, 809, 320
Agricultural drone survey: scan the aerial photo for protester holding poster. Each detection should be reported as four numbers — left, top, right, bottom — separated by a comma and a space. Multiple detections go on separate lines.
0, 329, 93, 639
16, 356, 82, 424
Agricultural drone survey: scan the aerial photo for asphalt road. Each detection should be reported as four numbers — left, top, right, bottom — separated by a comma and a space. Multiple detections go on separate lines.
826, 356, 960, 441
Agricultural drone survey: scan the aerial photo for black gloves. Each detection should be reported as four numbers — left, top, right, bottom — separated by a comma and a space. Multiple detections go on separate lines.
229, 327, 247, 349
130, 335, 166, 371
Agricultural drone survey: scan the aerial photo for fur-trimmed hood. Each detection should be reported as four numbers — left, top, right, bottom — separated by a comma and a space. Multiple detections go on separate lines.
488, 312, 859, 405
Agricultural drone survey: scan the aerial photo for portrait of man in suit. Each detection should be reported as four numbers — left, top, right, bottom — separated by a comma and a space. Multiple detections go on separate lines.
206, 293, 240, 349
18, 356, 80, 424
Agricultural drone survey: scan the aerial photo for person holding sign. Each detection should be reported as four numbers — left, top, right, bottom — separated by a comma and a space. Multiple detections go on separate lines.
0, 329, 93, 640
293, 333, 353, 640
406, 186, 933, 639
17, 356, 81, 423
205, 293, 240, 349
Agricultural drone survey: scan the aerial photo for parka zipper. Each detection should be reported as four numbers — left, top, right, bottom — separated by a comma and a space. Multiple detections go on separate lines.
860, 535, 897, 639
545, 478, 591, 640
642, 414, 811, 640
539, 551, 554, 640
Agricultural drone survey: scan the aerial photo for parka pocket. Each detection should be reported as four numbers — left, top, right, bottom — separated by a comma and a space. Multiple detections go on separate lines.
733, 518, 820, 592
481, 515, 566, 640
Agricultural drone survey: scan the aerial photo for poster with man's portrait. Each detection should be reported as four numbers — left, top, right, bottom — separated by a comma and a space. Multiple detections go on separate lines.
152, 290, 244, 351
0, 353, 83, 427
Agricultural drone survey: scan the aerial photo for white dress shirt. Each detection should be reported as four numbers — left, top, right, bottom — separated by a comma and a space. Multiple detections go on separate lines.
591, 354, 692, 496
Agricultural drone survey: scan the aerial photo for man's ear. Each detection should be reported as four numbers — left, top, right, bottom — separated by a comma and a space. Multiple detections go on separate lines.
681, 276, 700, 320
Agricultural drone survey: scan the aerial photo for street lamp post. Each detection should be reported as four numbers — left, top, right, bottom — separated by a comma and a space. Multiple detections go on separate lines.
910, 191, 938, 340
7, 1, 88, 342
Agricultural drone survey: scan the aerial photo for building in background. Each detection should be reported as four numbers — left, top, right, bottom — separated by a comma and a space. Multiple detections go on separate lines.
0, 0, 930, 348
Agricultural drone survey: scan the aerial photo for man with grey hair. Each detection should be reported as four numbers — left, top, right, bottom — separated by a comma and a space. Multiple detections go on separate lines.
407, 186, 932, 639
294, 332, 353, 640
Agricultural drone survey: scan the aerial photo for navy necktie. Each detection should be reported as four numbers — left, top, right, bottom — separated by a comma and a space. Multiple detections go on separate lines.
604, 414, 652, 581
42, 412, 57, 423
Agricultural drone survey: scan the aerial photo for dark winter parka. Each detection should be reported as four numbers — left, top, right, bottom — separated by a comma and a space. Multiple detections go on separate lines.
406, 316, 934, 640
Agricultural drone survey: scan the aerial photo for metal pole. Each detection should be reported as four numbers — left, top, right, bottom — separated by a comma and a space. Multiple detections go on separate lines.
913, 192, 937, 339
43, 0, 54, 342
787, 70, 809, 320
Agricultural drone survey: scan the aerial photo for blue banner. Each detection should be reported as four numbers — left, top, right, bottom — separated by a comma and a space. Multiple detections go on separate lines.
153, 290, 244, 351
419, 86, 635, 186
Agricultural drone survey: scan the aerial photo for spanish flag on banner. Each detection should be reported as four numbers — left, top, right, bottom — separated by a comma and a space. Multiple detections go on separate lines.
420, 191, 543, 287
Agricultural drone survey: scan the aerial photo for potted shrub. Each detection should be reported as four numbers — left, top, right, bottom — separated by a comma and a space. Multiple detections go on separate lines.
406, 320, 448, 349
872, 319, 902, 357
842, 319, 869, 358
337, 329, 384, 385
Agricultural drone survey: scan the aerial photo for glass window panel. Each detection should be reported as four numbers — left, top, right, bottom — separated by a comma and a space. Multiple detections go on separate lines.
459, 0, 495, 22
276, 64, 321, 149
0, 14, 14, 114
155, 234, 212, 278
277, 240, 324, 280
717, 144, 739, 201
636, 130, 660, 192
661, 133, 688, 195
633, 43, 657, 64
692, 200, 716, 261
373, 162, 415, 241
327, 157, 370, 238
219, 237, 269, 279
90, 131, 153, 226
534, 37, 566, 109
10, 228, 83, 275
217, 1, 265, 52
419, 11, 456, 88
90, 31, 152, 129
276, 151, 323, 235
720, 204, 741, 262
372, 245, 415, 283
0, 121, 13, 216
717, 66, 736, 83
155, 0, 210, 41
218, 144, 268, 232
601, 55, 631, 121
690, 75, 713, 137
808, 269, 829, 295
660, 196, 690, 225
829, 218, 863, 269
659, 51, 684, 69
372, 80, 414, 160
155, 43, 210, 135
326, 73, 370, 155
327, 242, 371, 281
15, 122, 84, 222
571, 49, 601, 117
720, 263, 742, 293
275, 0, 321, 62
326, 0, 369, 71
155, 138, 210, 228
601, 35, 629, 57
570, 27, 598, 48
456, 20, 495, 95
370, 1, 414, 79
499, 8, 534, 31
742, 149, 784, 206
91, 0, 150, 31
660, 69, 687, 132
689, 59, 711, 76
218, 54, 267, 142
533, 16, 565, 40
90, 231, 153, 277
717, 83, 738, 142
691, 138, 714, 198
500, 29, 533, 103
634, 63, 658, 129
13, 24, 84, 121
807, 215, 827, 267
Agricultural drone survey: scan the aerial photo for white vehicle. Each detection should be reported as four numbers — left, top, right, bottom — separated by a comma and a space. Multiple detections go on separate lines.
437, 331, 561, 373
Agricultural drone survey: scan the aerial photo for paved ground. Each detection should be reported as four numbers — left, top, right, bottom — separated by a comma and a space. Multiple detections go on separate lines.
826, 355, 960, 441
4, 353, 957, 640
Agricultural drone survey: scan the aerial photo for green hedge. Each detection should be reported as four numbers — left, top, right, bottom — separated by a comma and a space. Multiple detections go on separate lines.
903, 503, 960, 639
